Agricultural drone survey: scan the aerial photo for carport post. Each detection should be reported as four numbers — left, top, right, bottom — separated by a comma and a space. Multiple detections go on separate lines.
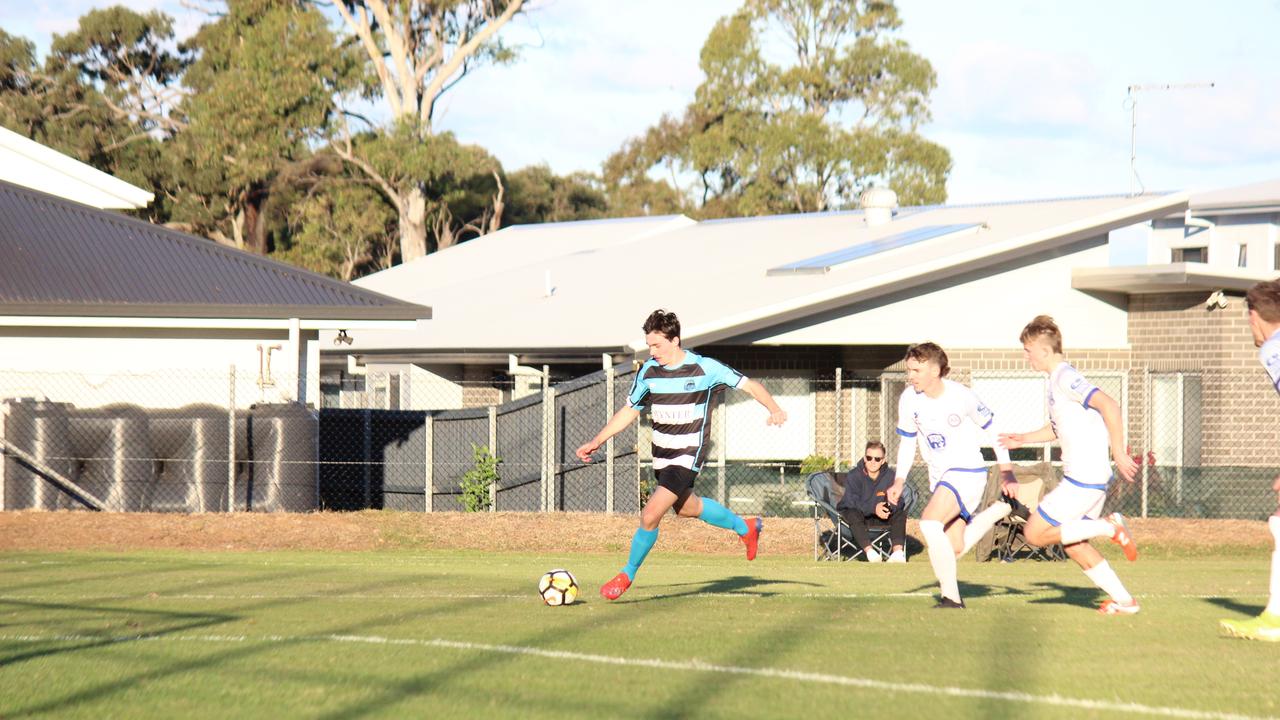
604, 354, 614, 514
227, 365, 236, 513
488, 405, 497, 512
541, 369, 555, 512
423, 414, 433, 512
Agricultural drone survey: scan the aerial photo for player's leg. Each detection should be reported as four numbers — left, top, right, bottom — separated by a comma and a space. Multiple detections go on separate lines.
1221, 512, 1280, 640
943, 471, 1001, 556
676, 477, 762, 560
840, 507, 880, 562
601, 471, 683, 600
920, 485, 964, 607
1063, 541, 1139, 614
1034, 485, 1137, 560
887, 507, 908, 561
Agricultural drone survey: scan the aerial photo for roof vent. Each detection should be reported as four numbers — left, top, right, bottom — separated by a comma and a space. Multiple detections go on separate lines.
859, 187, 898, 227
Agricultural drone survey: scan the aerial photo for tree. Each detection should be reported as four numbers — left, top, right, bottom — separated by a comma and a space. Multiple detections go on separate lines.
605, 0, 950, 218
329, 0, 526, 262
165, 0, 350, 252
270, 156, 397, 280
503, 164, 608, 226
0, 16, 176, 212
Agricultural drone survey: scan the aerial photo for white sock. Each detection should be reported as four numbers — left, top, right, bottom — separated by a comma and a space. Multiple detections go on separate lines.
921, 519, 960, 602
1084, 560, 1133, 605
865, 547, 882, 563
1060, 518, 1115, 545
961, 502, 1011, 555
1267, 517, 1280, 616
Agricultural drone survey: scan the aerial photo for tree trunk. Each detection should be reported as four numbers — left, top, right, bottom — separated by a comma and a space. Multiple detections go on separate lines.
398, 184, 428, 262
244, 188, 270, 255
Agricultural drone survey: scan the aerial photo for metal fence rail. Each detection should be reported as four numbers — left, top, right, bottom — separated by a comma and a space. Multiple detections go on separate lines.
1, 363, 1277, 519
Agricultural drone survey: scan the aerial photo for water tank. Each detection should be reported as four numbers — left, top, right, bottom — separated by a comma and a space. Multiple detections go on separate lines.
150, 405, 230, 512
237, 404, 318, 512
69, 405, 154, 511
2, 399, 75, 510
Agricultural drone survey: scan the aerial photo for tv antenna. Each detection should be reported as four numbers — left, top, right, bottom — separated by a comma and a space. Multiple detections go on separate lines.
1125, 82, 1215, 196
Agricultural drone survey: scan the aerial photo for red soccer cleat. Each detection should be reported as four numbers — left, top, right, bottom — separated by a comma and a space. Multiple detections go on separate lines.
600, 572, 632, 601
741, 516, 763, 561
1098, 598, 1141, 615
1107, 512, 1138, 562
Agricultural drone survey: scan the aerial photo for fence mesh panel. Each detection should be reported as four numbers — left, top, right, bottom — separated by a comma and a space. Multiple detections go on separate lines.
0, 364, 1276, 519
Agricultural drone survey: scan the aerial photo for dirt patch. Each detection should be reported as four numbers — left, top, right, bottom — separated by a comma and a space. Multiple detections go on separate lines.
0, 511, 1272, 555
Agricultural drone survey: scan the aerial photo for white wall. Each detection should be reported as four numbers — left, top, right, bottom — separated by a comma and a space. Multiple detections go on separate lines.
753, 241, 1129, 348
0, 329, 320, 409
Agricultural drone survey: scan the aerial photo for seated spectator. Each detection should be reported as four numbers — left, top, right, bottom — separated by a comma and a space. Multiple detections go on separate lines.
837, 440, 907, 563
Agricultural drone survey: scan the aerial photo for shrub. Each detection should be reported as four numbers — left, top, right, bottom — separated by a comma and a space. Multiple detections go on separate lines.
460, 444, 500, 512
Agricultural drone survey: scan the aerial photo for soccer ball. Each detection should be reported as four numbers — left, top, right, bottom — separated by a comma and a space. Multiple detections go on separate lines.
538, 569, 579, 606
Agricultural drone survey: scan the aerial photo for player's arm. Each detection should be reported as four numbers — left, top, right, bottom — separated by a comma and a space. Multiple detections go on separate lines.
575, 406, 640, 463
887, 432, 915, 506
742, 379, 787, 426
1000, 423, 1056, 449
1086, 390, 1138, 482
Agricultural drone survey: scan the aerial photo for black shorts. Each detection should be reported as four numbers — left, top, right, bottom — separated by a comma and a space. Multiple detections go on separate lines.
654, 466, 698, 496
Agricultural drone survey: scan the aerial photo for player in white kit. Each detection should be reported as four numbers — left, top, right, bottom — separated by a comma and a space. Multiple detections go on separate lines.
1220, 282, 1280, 641
887, 342, 1018, 609
999, 316, 1141, 615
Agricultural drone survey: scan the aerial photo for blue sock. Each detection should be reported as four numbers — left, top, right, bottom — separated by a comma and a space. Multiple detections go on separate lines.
699, 497, 748, 536
621, 527, 658, 581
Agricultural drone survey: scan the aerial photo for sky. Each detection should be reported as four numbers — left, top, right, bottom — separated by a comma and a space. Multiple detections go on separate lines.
8, 0, 1280, 205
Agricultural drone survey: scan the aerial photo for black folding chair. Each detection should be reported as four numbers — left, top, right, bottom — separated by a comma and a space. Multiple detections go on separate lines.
807, 471, 916, 561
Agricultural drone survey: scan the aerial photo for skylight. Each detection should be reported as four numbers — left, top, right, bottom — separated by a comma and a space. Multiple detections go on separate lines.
766, 223, 984, 276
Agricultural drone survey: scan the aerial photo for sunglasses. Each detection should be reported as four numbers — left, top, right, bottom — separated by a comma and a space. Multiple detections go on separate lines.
865, 455, 885, 462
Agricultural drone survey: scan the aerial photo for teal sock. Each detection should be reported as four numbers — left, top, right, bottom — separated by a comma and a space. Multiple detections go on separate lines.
699, 497, 748, 536
622, 527, 658, 581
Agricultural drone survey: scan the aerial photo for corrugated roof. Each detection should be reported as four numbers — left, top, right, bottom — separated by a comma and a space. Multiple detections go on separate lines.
0, 179, 429, 321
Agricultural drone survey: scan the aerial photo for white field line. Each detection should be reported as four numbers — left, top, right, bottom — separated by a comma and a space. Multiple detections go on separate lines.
0, 632, 1270, 720
0, 591, 1266, 602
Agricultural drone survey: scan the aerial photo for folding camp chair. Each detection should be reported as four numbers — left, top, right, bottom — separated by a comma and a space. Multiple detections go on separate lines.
806, 471, 857, 561
807, 471, 917, 562
995, 478, 1066, 562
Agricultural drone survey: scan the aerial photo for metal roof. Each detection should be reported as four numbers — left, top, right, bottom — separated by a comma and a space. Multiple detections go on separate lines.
343, 191, 1188, 356
0, 179, 430, 321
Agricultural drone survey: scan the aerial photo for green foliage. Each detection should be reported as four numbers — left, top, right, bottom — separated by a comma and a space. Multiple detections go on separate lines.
504, 165, 609, 226
459, 444, 501, 512
800, 454, 835, 475
605, 0, 950, 218
166, 0, 351, 251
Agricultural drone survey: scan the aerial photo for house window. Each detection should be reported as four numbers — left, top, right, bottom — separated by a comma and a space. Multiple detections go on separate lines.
1237, 243, 1248, 268
1274, 242, 1279, 271
1173, 247, 1205, 263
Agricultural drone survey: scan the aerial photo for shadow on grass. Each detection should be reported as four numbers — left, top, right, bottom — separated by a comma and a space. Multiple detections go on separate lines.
623, 574, 822, 603
901, 581, 1031, 602
1203, 596, 1265, 617
3, 570, 486, 717
1024, 581, 1103, 609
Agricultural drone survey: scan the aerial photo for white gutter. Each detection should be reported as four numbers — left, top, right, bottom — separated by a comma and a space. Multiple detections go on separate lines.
0, 316, 420, 331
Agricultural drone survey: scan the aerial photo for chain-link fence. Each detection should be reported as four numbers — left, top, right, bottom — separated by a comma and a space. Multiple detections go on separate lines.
1, 364, 1278, 519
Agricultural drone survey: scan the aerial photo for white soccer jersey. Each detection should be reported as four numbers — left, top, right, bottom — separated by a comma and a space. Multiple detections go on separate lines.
1047, 362, 1112, 485
896, 379, 1005, 484
1261, 330, 1280, 396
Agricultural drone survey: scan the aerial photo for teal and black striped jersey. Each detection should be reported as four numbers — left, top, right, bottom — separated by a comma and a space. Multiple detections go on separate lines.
628, 350, 749, 473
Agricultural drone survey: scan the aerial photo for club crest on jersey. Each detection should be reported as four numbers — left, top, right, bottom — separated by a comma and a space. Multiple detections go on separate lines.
947, 413, 961, 427
1070, 377, 1088, 391
684, 381, 696, 391
926, 433, 946, 449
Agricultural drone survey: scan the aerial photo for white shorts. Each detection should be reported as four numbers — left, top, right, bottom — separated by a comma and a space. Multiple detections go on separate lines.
929, 467, 988, 522
1035, 475, 1108, 527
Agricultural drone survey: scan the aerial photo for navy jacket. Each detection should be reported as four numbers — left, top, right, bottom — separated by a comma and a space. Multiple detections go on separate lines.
835, 459, 897, 516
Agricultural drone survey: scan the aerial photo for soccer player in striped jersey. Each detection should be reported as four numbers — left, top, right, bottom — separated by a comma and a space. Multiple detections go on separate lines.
1220, 282, 1280, 641
999, 316, 1142, 615
887, 342, 1019, 609
575, 309, 788, 601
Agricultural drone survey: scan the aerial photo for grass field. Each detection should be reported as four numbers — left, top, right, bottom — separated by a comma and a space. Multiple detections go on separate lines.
2, 544, 1278, 719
